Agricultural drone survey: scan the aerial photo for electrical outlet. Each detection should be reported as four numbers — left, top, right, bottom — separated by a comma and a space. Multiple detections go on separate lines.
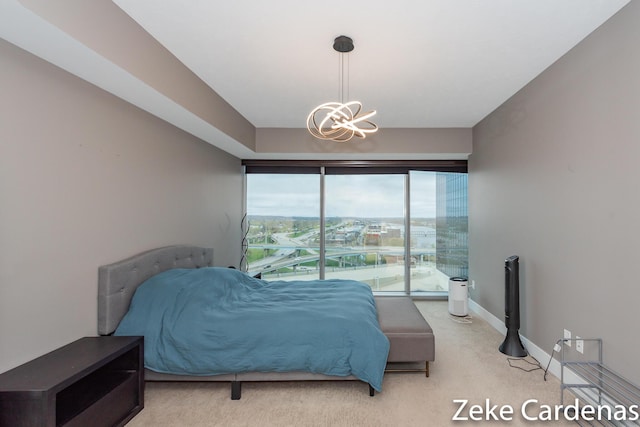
564, 329, 572, 347
576, 337, 584, 354
470, 280, 476, 289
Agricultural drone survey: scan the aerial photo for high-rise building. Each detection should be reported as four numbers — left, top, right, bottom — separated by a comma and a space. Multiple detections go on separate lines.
435, 173, 468, 278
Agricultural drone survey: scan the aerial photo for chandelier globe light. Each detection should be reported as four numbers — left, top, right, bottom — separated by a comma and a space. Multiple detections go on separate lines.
307, 35, 378, 142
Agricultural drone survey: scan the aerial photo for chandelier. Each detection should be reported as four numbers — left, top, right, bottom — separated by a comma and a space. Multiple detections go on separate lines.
307, 36, 378, 142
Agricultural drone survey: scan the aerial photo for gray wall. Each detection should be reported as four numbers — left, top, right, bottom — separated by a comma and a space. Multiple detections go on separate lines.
0, 39, 243, 373
469, 1, 640, 384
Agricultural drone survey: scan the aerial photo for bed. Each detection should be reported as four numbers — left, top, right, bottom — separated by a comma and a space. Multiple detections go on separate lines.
97, 245, 390, 399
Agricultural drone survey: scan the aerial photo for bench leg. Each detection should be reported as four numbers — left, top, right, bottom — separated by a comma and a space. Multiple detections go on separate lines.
425, 361, 429, 378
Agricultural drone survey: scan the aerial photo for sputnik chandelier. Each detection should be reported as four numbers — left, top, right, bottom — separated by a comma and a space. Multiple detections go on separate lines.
306, 36, 378, 142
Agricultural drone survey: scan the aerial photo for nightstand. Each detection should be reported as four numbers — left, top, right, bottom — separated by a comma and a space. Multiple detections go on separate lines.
0, 336, 144, 427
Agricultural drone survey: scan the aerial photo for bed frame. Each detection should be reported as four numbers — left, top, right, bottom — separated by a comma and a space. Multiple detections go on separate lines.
97, 245, 367, 399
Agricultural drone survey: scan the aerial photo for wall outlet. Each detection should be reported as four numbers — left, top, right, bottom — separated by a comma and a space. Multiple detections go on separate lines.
470, 280, 476, 289
564, 329, 572, 347
576, 337, 584, 354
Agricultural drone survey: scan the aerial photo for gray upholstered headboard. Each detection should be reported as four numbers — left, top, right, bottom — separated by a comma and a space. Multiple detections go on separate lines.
98, 245, 213, 335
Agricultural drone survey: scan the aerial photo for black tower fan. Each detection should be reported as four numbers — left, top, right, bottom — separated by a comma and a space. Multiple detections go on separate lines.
499, 255, 527, 357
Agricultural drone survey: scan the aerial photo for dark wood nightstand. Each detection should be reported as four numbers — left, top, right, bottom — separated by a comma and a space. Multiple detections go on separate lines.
0, 336, 144, 427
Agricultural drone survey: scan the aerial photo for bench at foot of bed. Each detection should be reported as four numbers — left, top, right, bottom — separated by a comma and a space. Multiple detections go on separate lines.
374, 296, 435, 377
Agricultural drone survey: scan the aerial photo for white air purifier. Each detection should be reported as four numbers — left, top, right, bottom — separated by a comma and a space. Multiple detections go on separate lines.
448, 277, 468, 316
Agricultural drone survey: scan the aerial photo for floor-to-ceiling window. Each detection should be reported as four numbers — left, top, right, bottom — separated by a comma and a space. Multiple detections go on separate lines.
409, 171, 439, 291
243, 161, 467, 296
245, 173, 320, 280
324, 174, 406, 291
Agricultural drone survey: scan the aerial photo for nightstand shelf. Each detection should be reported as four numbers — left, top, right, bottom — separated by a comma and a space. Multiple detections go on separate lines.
0, 336, 144, 427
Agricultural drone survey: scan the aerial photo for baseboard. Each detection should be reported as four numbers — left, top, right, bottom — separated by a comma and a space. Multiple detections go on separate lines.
468, 298, 564, 381
468, 298, 600, 406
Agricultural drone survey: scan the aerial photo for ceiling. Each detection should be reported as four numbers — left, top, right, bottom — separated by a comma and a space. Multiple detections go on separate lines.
112, 0, 628, 128
0, 0, 630, 159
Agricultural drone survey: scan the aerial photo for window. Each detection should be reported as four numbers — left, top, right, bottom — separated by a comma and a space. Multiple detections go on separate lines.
409, 171, 439, 292
245, 173, 320, 280
243, 160, 467, 295
324, 174, 406, 290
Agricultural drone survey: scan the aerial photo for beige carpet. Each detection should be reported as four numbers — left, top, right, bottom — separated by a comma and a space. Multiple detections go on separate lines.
127, 301, 571, 426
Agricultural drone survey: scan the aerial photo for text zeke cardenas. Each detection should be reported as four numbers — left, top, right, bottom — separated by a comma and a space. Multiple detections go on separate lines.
452, 398, 639, 422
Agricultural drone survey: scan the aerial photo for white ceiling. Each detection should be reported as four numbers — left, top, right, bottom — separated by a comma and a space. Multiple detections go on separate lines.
112, 0, 629, 129
0, 0, 630, 160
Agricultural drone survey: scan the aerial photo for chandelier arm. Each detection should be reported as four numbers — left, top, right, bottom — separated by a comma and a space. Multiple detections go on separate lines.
310, 110, 352, 140
348, 111, 377, 125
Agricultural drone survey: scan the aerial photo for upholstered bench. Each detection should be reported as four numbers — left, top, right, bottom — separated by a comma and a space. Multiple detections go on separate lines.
374, 296, 435, 377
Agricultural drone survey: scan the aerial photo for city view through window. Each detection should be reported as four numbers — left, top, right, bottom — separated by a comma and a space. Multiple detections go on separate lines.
245, 171, 468, 294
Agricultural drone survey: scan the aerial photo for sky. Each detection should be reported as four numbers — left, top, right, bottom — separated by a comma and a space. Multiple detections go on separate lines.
246, 172, 437, 218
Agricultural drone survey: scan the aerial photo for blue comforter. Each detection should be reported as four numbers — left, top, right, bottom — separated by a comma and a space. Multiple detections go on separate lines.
114, 267, 390, 391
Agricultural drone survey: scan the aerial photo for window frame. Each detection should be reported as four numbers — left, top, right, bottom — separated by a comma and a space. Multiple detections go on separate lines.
243, 160, 467, 297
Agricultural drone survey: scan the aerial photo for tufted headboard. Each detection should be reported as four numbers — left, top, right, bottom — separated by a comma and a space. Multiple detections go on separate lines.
98, 245, 213, 335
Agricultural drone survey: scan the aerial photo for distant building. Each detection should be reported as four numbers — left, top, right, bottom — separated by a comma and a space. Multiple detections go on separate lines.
386, 227, 401, 238
365, 223, 383, 245
435, 173, 468, 278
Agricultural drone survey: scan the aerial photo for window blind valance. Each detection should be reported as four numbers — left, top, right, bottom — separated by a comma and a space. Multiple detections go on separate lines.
242, 160, 467, 174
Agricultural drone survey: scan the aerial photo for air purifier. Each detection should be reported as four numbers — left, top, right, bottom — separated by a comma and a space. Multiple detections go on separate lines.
448, 277, 468, 316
